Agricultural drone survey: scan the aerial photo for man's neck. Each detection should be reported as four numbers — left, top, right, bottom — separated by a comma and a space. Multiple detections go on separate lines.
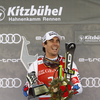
45, 55, 58, 60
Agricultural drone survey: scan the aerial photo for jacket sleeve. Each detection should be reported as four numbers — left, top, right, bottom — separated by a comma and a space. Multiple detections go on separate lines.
71, 62, 83, 95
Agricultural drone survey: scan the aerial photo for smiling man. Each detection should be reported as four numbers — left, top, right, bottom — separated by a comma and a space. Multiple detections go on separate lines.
23, 31, 83, 100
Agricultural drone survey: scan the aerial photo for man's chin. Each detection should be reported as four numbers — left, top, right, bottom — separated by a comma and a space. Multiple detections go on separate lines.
51, 53, 58, 57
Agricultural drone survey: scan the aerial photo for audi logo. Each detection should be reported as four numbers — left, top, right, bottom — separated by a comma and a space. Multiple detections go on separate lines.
0, 78, 22, 88
0, 33, 21, 44
81, 77, 100, 88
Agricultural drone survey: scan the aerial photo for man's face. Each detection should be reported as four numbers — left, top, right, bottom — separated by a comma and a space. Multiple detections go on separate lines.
43, 37, 60, 58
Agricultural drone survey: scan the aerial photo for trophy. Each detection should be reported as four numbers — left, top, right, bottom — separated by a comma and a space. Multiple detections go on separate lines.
20, 36, 49, 98
26, 71, 49, 98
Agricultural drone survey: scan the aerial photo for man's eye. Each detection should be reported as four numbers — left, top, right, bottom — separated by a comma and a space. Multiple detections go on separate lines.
56, 39, 60, 43
57, 40, 60, 42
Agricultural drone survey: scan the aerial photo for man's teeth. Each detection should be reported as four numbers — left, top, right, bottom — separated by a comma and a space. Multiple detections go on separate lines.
52, 47, 57, 50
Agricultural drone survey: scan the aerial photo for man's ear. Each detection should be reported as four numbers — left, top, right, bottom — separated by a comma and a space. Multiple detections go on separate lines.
43, 43, 45, 47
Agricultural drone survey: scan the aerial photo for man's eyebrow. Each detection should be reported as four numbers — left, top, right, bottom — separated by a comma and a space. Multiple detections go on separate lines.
56, 38, 60, 41
49, 39, 53, 41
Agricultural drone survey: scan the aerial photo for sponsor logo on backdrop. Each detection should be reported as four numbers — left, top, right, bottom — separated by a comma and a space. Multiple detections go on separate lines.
79, 35, 100, 43
0, 58, 20, 63
75, 31, 100, 44
0, 78, 22, 88
0, 5, 63, 22
0, 33, 21, 44
79, 58, 100, 62
35, 35, 65, 40
81, 77, 100, 88
0, 6, 5, 21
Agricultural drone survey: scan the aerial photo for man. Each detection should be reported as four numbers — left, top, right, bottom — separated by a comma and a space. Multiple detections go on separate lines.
23, 31, 83, 100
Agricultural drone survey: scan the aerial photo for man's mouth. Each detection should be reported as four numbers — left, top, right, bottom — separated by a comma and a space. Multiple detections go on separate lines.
52, 47, 57, 50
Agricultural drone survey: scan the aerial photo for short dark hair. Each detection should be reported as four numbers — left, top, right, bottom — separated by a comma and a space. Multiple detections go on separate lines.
42, 41, 47, 52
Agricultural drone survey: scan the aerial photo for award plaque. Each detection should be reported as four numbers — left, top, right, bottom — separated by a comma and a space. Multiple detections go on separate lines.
28, 84, 49, 98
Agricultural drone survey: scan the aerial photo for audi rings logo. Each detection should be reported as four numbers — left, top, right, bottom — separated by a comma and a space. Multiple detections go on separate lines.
81, 77, 100, 88
0, 33, 22, 44
0, 78, 22, 88
0, 6, 5, 21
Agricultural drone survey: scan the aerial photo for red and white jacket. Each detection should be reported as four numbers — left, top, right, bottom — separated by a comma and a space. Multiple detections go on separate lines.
26, 55, 83, 100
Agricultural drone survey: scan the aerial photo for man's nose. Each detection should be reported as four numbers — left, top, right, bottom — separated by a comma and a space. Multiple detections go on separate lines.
53, 41, 58, 45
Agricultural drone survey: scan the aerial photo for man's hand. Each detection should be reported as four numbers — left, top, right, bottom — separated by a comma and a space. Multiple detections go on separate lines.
72, 84, 80, 94
23, 85, 28, 97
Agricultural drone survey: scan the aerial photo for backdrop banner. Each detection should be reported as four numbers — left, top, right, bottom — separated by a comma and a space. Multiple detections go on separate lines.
1, 0, 100, 24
